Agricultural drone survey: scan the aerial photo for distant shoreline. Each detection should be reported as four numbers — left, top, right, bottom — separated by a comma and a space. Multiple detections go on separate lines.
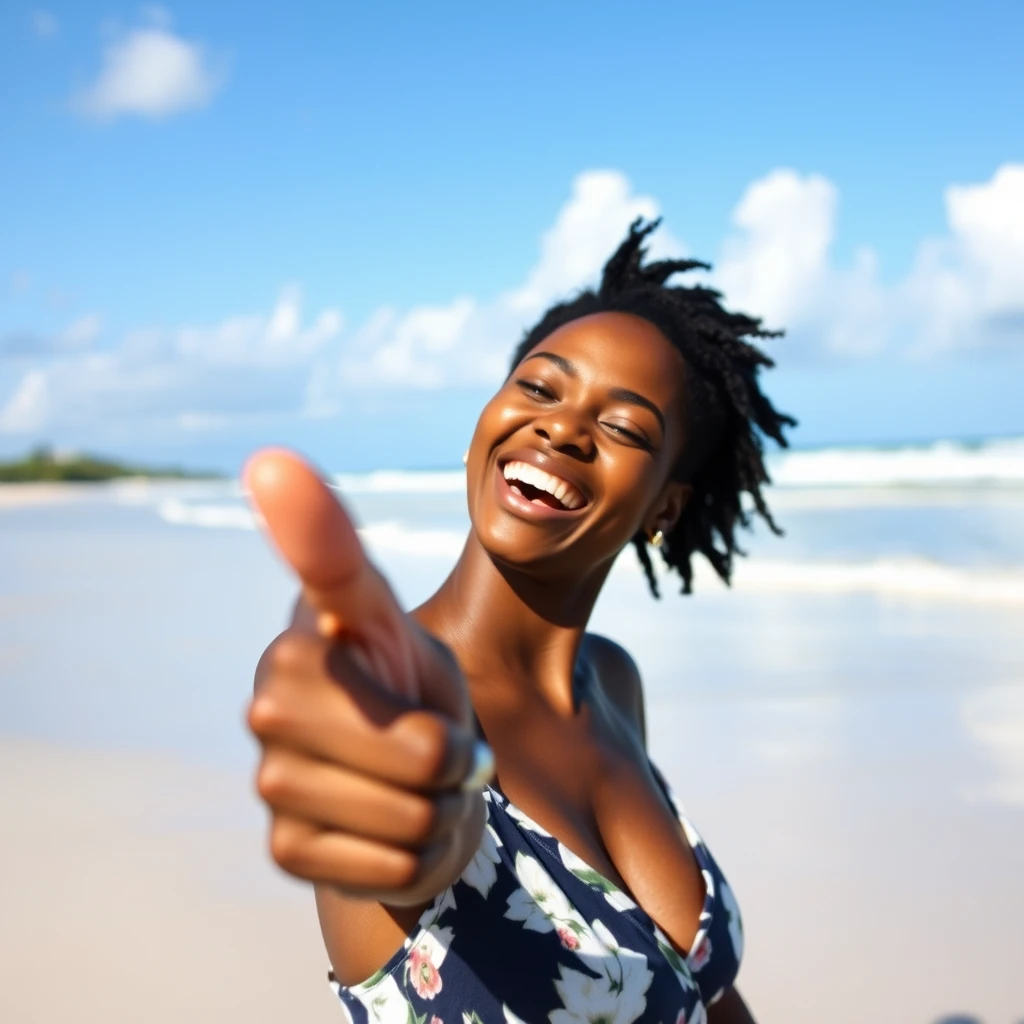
0, 448, 223, 484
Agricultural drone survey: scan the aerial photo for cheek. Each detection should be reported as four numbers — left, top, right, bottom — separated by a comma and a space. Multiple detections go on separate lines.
594, 455, 662, 532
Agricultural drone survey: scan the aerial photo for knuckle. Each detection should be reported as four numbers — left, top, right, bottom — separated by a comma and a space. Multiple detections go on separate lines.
247, 691, 291, 738
403, 713, 449, 784
404, 797, 440, 845
382, 849, 421, 891
269, 821, 308, 874
268, 631, 316, 674
255, 755, 292, 805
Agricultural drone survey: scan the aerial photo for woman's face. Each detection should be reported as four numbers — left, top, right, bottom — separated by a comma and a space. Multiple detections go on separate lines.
466, 311, 692, 579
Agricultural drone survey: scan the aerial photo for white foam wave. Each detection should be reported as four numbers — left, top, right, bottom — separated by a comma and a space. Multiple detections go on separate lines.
359, 520, 467, 558
153, 502, 467, 557
313, 438, 1024, 493
720, 557, 1024, 604
767, 437, 1024, 488
330, 470, 466, 494
157, 499, 257, 530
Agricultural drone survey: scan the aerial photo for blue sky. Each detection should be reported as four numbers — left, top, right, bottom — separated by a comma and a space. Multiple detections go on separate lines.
1, 1, 1022, 472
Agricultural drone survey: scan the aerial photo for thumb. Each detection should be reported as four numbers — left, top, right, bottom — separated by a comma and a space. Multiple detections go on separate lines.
243, 447, 418, 702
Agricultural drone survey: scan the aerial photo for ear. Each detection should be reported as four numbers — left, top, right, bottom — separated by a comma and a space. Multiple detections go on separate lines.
644, 480, 692, 539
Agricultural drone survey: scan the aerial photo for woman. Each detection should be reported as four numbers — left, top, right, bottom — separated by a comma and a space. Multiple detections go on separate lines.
246, 219, 795, 1023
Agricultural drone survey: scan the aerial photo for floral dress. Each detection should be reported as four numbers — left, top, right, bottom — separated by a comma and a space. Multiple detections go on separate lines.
329, 763, 743, 1024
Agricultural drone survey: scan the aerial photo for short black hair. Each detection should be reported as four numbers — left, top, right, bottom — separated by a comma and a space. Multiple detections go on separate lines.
509, 217, 797, 597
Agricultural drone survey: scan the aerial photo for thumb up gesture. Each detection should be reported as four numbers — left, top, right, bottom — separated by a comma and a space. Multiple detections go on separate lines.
244, 449, 492, 907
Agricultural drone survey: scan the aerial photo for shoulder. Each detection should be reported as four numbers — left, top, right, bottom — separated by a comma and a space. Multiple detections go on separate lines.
582, 633, 647, 745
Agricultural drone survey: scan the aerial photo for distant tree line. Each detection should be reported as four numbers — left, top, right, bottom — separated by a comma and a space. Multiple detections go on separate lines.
0, 445, 222, 483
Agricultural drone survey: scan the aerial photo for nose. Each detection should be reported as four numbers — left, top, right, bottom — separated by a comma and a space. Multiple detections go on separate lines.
532, 409, 595, 459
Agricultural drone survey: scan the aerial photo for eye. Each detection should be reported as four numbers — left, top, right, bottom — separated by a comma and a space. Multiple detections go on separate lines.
602, 421, 653, 449
514, 378, 554, 400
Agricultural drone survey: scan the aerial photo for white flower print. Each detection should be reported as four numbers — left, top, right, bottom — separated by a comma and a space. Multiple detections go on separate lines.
577, 920, 653, 1000
461, 823, 503, 899
549, 953, 652, 1024
719, 878, 744, 961
505, 852, 584, 936
505, 800, 552, 836
679, 814, 702, 851
365, 973, 413, 1024
503, 1006, 530, 1024
674, 1003, 708, 1024
651, 924, 699, 999
603, 888, 638, 914
428, 885, 457, 920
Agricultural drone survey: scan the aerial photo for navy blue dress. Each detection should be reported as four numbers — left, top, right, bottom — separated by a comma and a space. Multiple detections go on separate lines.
330, 763, 743, 1024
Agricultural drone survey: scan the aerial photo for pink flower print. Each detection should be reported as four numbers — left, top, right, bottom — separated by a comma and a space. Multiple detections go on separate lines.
675, 1011, 688, 1024
429, 1017, 444, 1024
556, 925, 580, 951
409, 947, 443, 999
689, 934, 712, 971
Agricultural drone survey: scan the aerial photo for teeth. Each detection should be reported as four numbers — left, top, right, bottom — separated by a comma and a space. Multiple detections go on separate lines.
502, 461, 585, 510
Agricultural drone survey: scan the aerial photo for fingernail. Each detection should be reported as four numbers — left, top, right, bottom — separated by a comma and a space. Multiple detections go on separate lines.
461, 740, 495, 792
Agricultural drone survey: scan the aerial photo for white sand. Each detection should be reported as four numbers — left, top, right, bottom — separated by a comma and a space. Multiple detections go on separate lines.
1, 734, 1021, 1024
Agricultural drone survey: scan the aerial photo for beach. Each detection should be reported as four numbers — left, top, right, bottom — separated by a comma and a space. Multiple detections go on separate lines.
1, 441, 1023, 1024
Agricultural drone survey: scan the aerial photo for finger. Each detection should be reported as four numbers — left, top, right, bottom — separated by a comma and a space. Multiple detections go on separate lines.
269, 815, 464, 896
243, 448, 416, 699
248, 638, 481, 790
256, 749, 473, 847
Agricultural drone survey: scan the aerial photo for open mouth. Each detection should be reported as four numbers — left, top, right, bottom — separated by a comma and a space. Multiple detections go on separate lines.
501, 459, 587, 513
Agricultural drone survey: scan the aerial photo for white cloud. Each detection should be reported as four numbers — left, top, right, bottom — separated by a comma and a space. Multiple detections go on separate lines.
506, 170, 684, 315
708, 162, 1024, 360
2, 165, 1021, 440
74, 20, 225, 121
175, 286, 342, 366
334, 170, 685, 394
57, 314, 103, 351
0, 289, 341, 435
30, 10, 58, 38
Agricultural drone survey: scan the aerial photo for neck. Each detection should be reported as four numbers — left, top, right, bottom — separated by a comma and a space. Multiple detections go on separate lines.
414, 531, 612, 715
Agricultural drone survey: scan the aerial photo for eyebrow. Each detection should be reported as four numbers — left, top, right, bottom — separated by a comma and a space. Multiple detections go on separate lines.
519, 351, 666, 433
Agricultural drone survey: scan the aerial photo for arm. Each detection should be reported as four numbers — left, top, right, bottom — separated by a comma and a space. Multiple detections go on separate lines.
246, 451, 489, 986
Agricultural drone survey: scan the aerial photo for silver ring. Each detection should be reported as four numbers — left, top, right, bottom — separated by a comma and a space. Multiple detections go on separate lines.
461, 740, 496, 792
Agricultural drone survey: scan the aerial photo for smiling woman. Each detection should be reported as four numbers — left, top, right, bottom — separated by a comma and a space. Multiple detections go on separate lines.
245, 218, 794, 1024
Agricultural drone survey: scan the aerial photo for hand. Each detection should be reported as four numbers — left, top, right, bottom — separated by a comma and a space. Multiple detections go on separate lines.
244, 448, 492, 906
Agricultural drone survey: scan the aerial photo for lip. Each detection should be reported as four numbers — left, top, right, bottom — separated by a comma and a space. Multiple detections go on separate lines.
494, 447, 592, 521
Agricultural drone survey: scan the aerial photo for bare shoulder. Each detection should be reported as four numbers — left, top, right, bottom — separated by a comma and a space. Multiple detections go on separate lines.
582, 632, 647, 745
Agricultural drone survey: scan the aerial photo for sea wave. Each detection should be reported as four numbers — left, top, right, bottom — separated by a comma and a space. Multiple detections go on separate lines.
153, 501, 1024, 604
317, 437, 1024, 492
330, 469, 467, 494
157, 499, 257, 530
767, 437, 1024, 488
713, 557, 1024, 605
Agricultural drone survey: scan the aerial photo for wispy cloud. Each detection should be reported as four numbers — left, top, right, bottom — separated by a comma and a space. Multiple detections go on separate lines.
0, 314, 102, 358
1, 165, 1020, 438
74, 13, 226, 121
29, 10, 58, 39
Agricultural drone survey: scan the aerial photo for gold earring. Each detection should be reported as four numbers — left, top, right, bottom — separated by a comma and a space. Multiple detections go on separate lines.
649, 529, 664, 548
462, 450, 469, 465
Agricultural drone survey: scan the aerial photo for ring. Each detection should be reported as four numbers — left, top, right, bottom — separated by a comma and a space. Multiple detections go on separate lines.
461, 740, 496, 792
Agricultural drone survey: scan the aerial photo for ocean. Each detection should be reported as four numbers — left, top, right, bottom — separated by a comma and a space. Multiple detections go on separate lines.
1, 436, 1022, 1023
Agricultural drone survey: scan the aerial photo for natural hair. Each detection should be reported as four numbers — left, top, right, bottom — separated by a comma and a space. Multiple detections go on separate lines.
509, 217, 797, 597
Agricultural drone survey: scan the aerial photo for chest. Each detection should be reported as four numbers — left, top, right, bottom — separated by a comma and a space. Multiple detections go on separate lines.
474, 695, 708, 956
